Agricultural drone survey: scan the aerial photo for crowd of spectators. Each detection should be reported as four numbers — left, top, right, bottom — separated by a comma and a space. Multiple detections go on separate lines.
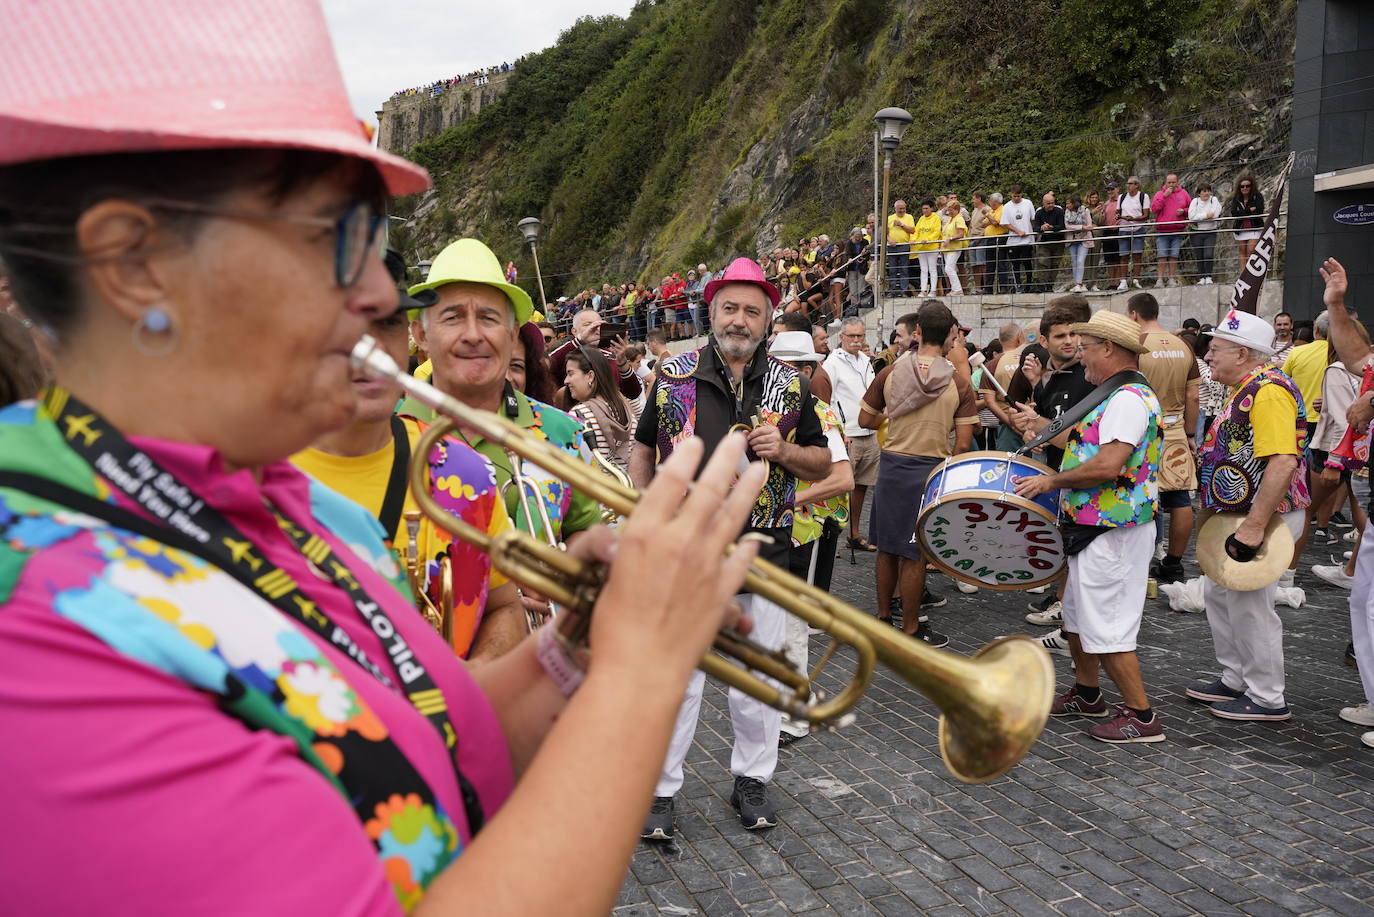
879, 173, 1268, 297
388, 62, 514, 101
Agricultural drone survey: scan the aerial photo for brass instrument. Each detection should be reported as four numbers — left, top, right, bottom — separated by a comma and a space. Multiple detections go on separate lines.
353, 336, 1054, 783
399, 509, 452, 645
501, 453, 559, 632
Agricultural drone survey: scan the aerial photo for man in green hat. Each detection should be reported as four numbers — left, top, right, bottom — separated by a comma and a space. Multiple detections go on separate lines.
407, 239, 603, 647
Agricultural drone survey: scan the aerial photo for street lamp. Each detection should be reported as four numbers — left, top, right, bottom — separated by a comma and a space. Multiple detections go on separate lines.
517, 216, 548, 314
872, 107, 913, 322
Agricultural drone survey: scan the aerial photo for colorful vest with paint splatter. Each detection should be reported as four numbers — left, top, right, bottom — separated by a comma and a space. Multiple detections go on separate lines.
1060, 383, 1162, 527
653, 347, 804, 529
1198, 366, 1310, 514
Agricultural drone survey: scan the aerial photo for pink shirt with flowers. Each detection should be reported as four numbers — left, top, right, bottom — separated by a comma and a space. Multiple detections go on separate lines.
0, 404, 514, 915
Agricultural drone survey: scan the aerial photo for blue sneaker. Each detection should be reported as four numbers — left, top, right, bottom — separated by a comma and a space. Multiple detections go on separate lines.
1210, 695, 1292, 721
1185, 679, 1245, 704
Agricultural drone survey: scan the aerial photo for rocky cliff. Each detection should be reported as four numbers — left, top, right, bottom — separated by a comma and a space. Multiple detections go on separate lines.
389, 0, 1296, 298
377, 71, 515, 154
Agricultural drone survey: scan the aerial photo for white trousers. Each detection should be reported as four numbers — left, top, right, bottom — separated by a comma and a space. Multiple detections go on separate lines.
917, 252, 940, 292
1349, 520, 1374, 705
1201, 510, 1304, 708
944, 251, 963, 293
655, 593, 787, 796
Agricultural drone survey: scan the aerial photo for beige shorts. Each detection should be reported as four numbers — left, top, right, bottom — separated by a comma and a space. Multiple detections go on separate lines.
847, 433, 880, 486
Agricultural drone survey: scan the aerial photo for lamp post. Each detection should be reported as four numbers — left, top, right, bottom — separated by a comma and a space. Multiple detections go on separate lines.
517, 216, 548, 314
872, 107, 913, 330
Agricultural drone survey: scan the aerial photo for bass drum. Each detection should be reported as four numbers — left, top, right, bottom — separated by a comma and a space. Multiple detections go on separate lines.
916, 451, 1065, 591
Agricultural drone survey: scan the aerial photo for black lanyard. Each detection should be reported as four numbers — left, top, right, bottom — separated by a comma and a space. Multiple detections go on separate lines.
36, 388, 486, 832
376, 414, 411, 540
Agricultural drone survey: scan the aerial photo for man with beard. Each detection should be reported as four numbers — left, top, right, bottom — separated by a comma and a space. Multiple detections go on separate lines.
292, 250, 525, 659
407, 239, 603, 638
631, 258, 830, 840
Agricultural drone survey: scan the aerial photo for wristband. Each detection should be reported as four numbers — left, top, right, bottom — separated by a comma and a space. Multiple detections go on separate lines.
536, 621, 589, 698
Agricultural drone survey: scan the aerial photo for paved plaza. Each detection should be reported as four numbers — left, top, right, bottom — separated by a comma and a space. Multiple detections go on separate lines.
616, 502, 1374, 916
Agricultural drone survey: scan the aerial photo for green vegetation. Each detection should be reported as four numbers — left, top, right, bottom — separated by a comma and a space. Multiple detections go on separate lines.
399, 0, 1293, 298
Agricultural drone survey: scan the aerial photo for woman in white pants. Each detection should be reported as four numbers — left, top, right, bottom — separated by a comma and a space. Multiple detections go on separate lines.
942, 199, 968, 295
913, 200, 943, 295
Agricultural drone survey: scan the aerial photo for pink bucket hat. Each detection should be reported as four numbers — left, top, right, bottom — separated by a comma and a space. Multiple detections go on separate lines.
703, 257, 780, 309
0, 0, 429, 197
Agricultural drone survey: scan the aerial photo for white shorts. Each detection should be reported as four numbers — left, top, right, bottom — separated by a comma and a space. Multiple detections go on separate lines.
1062, 523, 1154, 653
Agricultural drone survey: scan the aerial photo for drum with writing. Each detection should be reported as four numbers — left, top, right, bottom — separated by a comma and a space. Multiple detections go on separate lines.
916, 451, 1065, 590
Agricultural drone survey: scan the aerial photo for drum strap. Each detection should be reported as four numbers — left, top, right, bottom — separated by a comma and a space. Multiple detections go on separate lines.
1015, 370, 1146, 456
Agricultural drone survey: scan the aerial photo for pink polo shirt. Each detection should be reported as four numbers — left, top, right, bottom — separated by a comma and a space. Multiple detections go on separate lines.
0, 431, 514, 915
1151, 186, 1192, 233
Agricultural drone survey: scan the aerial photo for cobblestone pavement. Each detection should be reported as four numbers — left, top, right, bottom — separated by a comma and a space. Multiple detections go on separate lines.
616, 502, 1374, 916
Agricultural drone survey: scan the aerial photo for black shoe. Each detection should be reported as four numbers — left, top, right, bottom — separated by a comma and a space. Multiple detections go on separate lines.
1156, 559, 1185, 585
642, 796, 675, 841
1331, 512, 1353, 529
1314, 527, 1335, 546
921, 588, 946, 609
915, 620, 949, 648
1027, 593, 1058, 613
730, 776, 777, 830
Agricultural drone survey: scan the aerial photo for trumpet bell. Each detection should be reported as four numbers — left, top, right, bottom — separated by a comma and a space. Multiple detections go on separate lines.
937, 636, 1055, 783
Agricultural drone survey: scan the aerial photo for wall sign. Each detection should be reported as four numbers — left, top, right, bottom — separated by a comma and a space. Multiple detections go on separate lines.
1333, 204, 1374, 226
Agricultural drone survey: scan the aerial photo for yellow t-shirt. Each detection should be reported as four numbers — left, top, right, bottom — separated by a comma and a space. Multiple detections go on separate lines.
290, 417, 511, 588
1251, 384, 1301, 458
983, 205, 1008, 237
1280, 341, 1328, 423
887, 212, 916, 244
415, 359, 433, 383
913, 213, 943, 252
942, 213, 969, 250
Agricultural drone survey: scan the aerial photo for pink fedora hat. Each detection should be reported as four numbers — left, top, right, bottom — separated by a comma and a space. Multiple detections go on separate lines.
703, 257, 780, 309
0, 0, 429, 197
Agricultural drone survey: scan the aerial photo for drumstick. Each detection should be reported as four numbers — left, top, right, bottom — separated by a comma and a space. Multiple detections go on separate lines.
982, 368, 1010, 400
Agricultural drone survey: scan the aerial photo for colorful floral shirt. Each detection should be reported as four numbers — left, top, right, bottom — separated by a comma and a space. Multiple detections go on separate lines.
1059, 383, 1162, 527
0, 400, 513, 914
792, 402, 851, 547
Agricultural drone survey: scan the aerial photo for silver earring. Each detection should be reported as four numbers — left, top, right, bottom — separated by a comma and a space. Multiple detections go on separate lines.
132, 307, 177, 357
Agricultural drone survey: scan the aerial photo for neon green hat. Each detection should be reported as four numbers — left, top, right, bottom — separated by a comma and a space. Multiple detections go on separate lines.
407, 238, 533, 324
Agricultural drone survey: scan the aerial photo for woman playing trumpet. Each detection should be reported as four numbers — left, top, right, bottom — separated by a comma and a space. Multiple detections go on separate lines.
0, 2, 765, 913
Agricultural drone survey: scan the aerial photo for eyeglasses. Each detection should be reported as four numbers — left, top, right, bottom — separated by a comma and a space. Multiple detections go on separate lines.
841, 332, 865, 339
145, 198, 384, 288
1076, 339, 1109, 351
1239, 183, 1253, 189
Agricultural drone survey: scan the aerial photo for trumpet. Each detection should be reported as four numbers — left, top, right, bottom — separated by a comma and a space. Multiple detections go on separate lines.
501, 450, 560, 632
353, 336, 1054, 783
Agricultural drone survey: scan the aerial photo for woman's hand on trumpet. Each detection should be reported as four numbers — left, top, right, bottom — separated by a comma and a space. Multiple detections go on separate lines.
589, 433, 766, 684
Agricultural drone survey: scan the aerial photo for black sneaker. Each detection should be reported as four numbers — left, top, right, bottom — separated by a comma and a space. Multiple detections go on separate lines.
915, 620, 949, 648
921, 588, 946, 609
641, 796, 675, 841
730, 776, 777, 830
1156, 559, 1185, 585
1027, 593, 1059, 613
1331, 512, 1354, 529
1314, 527, 1335, 546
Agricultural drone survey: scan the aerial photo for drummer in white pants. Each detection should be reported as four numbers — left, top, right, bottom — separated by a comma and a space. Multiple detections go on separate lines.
1013, 311, 1166, 744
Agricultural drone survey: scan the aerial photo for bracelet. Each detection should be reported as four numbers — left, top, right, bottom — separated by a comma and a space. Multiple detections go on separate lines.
535, 621, 589, 698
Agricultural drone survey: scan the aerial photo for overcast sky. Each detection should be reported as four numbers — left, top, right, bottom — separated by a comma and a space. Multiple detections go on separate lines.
322, 0, 639, 122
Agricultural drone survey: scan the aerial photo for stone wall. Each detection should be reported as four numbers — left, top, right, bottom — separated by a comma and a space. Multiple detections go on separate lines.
376, 70, 515, 155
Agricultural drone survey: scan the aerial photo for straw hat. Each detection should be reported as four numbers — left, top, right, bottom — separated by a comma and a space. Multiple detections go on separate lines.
1070, 311, 1148, 354
0, 0, 428, 196
1195, 511, 1294, 591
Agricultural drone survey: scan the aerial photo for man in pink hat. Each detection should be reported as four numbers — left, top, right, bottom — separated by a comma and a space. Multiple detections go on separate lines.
630, 256, 831, 841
